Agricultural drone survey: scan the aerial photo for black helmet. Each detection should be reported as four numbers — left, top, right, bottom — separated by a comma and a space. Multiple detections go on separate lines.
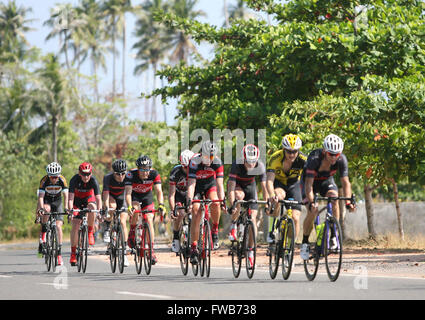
112, 159, 127, 173
136, 155, 152, 168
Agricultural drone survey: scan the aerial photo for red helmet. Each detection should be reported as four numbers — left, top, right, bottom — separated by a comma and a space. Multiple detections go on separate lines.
79, 162, 92, 174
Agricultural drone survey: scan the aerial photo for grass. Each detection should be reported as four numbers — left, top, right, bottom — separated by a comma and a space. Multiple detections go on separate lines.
344, 233, 425, 253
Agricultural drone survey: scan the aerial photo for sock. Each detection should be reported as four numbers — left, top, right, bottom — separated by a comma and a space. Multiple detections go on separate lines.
212, 223, 219, 234
58, 245, 62, 255
302, 235, 309, 244
173, 230, 179, 240
71, 246, 76, 254
88, 226, 94, 233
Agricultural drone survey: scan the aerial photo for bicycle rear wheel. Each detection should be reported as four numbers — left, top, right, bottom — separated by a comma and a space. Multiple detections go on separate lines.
244, 221, 256, 279
324, 216, 343, 282
281, 217, 295, 280
200, 221, 211, 278
179, 224, 190, 276
142, 225, 153, 275
117, 227, 125, 274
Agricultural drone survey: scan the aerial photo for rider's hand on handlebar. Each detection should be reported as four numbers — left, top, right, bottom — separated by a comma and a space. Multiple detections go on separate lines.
37, 208, 46, 217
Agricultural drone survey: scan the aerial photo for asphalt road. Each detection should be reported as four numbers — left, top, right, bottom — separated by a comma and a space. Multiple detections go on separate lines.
1, 242, 424, 301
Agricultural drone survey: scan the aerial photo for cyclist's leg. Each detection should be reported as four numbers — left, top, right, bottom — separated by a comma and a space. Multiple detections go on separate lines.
286, 181, 303, 240
143, 203, 156, 248
244, 183, 259, 248
128, 200, 141, 248
229, 187, 245, 240
322, 177, 339, 220
87, 201, 97, 244
207, 188, 220, 234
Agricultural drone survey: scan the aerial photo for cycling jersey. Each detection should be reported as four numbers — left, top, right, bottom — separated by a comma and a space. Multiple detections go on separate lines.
267, 150, 307, 186
102, 173, 128, 200
69, 174, 100, 208
188, 155, 224, 196
125, 168, 161, 205
228, 161, 266, 187
38, 175, 68, 201
303, 149, 348, 181
169, 165, 188, 205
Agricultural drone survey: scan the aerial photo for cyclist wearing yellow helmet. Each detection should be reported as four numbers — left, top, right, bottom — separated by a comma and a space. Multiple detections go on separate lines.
266, 134, 307, 244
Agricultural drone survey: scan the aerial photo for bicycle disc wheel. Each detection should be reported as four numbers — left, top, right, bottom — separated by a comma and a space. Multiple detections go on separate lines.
244, 222, 256, 279
281, 218, 295, 280
324, 217, 343, 282
134, 227, 142, 274
117, 228, 125, 274
142, 225, 153, 275
200, 221, 211, 278
45, 231, 52, 272
179, 225, 189, 276
51, 229, 58, 273
109, 230, 117, 273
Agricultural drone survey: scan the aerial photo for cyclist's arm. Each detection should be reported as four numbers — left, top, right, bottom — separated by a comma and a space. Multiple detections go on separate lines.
154, 183, 164, 205
68, 192, 74, 211
168, 183, 176, 211
37, 191, 45, 212
260, 180, 268, 201
125, 185, 132, 208
62, 189, 69, 211
102, 190, 110, 211
340, 176, 355, 211
304, 176, 315, 205
227, 179, 236, 208
95, 194, 102, 210
266, 171, 276, 199
216, 177, 225, 201
186, 178, 196, 202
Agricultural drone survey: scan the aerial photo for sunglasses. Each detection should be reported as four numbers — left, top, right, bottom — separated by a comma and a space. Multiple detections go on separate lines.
114, 172, 126, 176
285, 149, 298, 155
49, 175, 59, 179
80, 172, 91, 177
202, 154, 214, 161
327, 152, 341, 158
138, 168, 150, 172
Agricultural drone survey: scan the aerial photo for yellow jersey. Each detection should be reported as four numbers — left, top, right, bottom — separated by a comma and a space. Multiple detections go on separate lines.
267, 150, 307, 186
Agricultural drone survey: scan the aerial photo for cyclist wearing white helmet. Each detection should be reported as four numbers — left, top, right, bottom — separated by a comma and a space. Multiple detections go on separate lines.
169, 149, 195, 253
227, 144, 268, 268
186, 140, 225, 263
266, 134, 307, 244
36, 162, 69, 266
300, 134, 356, 261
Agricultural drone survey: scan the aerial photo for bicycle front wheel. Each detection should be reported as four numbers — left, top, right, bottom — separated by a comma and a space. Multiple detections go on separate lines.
179, 225, 189, 276
109, 230, 117, 273
117, 227, 125, 274
78, 227, 88, 273
230, 239, 242, 278
134, 227, 142, 274
200, 221, 211, 278
244, 221, 256, 279
324, 216, 343, 282
45, 230, 52, 272
281, 217, 295, 280
142, 225, 153, 275
51, 228, 59, 273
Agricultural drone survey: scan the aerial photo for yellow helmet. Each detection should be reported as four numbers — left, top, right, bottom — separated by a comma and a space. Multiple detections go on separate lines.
282, 134, 302, 150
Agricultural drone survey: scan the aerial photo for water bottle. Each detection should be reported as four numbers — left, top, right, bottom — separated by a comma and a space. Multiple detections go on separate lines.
238, 224, 244, 240
316, 223, 325, 247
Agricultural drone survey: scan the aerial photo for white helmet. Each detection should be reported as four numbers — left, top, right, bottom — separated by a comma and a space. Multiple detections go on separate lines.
180, 149, 195, 167
242, 144, 259, 164
46, 162, 61, 176
201, 140, 218, 156
323, 134, 344, 154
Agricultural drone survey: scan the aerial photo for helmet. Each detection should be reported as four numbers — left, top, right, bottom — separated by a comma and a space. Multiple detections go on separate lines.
46, 162, 61, 176
79, 162, 92, 174
179, 149, 195, 167
323, 134, 344, 154
112, 159, 127, 173
136, 155, 152, 168
201, 140, 218, 156
242, 144, 259, 164
282, 134, 302, 150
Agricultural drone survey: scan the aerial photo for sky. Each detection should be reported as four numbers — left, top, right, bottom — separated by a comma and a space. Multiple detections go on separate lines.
10, 0, 241, 126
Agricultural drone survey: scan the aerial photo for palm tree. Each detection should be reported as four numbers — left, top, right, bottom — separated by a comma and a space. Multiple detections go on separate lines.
0, 0, 34, 63
225, 0, 254, 26
168, 0, 206, 64
133, 0, 172, 122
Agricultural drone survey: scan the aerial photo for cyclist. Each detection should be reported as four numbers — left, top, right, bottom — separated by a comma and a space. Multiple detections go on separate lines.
102, 159, 129, 267
300, 134, 356, 260
125, 155, 166, 265
36, 162, 69, 266
227, 144, 268, 268
169, 149, 195, 253
187, 140, 225, 264
68, 162, 102, 266
266, 134, 307, 243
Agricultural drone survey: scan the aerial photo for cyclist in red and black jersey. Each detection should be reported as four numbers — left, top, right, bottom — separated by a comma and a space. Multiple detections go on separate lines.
227, 144, 268, 267
68, 162, 102, 266
125, 155, 166, 265
102, 159, 130, 266
36, 162, 69, 265
300, 134, 356, 260
169, 150, 195, 253
187, 141, 225, 264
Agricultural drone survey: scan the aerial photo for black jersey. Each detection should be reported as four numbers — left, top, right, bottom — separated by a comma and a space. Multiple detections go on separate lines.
125, 168, 161, 203
303, 149, 349, 181
169, 165, 188, 196
102, 172, 128, 200
228, 160, 266, 187
38, 175, 68, 201
69, 174, 101, 200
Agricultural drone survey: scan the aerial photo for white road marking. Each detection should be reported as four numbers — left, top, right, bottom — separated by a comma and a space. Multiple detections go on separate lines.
116, 291, 173, 299
0, 275, 12, 278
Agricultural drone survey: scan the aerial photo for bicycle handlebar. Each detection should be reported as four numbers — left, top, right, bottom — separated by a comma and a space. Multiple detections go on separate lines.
191, 199, 225, 204
314, 194, 356, 205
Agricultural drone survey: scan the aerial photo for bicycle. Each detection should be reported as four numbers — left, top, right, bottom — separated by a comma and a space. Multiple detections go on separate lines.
35, 211, 67, 272
190, 199, 225, 277
105, 207, 127, 274
172, 204, 192, 276
71, 208, 100, 273
228, 199, 267, 279
303, 194, 356, 282
131, 207, 160, 275
267, 198, 303, 280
